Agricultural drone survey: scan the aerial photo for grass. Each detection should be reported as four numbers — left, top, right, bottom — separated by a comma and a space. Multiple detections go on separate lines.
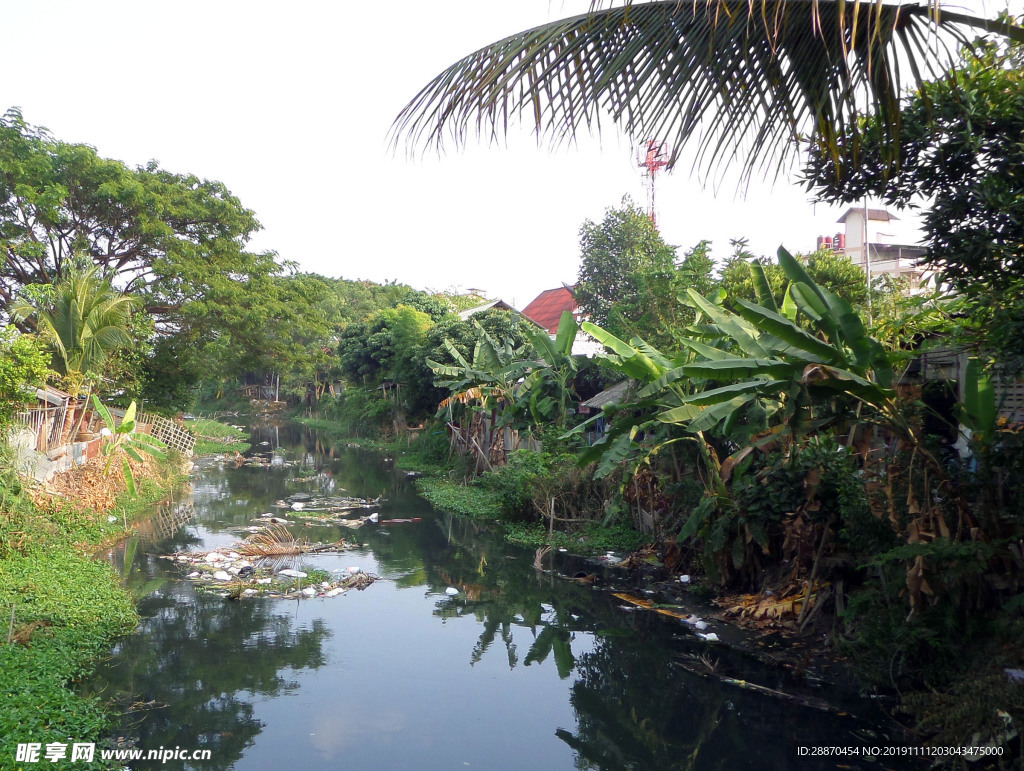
501, 521, 651, 554
415, 478, 503, 519
0, 454, 181, 769
186, 417, 250, 455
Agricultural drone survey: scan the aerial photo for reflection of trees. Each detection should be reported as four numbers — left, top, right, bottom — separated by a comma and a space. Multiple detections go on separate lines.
416, 513, 611, 679
559, 632, 733, 771
90, 587, 330, 770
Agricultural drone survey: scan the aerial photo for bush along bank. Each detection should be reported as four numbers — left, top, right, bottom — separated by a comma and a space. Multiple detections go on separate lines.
0, 451, 186, 770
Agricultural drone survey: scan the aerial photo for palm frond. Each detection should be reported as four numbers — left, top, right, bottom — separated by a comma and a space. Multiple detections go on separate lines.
394, 0, 1018, 181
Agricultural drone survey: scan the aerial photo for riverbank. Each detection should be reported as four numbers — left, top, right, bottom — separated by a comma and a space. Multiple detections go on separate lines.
291, 416, 649, 555
0, 454, 187, 769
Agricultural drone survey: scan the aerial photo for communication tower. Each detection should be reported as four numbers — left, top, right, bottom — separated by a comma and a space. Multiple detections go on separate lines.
637, 140, 670, 227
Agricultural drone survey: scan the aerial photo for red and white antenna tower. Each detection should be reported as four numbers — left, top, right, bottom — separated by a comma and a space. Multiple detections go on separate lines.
637, 140, 670, 227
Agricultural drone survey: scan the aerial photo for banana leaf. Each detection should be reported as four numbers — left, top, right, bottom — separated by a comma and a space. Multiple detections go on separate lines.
685, 289, 769, 359
732, 298, 845, 365
678, 358, 796, 380
750, 261, 779, 312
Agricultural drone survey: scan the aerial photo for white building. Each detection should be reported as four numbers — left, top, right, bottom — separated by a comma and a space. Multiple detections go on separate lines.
818, 207, 929, 292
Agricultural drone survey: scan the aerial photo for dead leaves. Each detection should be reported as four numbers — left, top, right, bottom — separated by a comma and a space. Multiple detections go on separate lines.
719, 581, 831, 629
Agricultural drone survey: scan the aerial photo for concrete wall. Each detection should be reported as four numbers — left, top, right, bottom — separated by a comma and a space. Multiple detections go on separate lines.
10, 427, 108, 484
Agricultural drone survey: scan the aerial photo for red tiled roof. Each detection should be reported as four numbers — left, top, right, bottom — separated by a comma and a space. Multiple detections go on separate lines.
521, 286, 578, 334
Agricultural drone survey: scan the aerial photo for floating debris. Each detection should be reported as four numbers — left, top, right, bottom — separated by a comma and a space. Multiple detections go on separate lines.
161, 531, 375, 600
274, 493, 384, 515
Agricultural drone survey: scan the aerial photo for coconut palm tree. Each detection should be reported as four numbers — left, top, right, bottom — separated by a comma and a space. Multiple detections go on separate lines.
12, 262, 137, 399
395, 1, 1024, 182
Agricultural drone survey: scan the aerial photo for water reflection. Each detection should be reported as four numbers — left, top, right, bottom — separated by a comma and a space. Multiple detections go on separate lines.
87, 423, 919, 770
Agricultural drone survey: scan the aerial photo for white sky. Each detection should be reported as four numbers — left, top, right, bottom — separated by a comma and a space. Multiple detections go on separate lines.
0, 0, 1017, 309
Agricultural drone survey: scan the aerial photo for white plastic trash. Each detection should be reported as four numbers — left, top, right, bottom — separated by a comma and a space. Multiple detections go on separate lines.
679, 575, 691, 584
445, 587, 459, 596
278, 569, 308, 579
213, 571, 231, 581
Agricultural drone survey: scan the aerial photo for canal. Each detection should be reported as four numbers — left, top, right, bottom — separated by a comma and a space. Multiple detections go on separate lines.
87, 423, 916, 770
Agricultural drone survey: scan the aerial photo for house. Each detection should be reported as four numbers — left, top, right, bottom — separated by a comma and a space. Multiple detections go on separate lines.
521, 286, 579, 334
817, 207, 929, 292
520, 285, 605, 356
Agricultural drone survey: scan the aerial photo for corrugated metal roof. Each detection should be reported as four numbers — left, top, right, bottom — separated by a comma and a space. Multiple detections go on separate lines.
36, 386, 71, 406
457, 299, 515, 320
521, 286, 578, 333
581, 379, 633, 409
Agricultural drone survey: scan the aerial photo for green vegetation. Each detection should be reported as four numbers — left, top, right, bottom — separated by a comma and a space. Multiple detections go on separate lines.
0, 455, 181, 767
4, 8, 1024, 754
502, 521, 650, 554
415, 478, 503, 520
0, 329, 48, 427
12, 262, 137, 401
187, 417, 250, 455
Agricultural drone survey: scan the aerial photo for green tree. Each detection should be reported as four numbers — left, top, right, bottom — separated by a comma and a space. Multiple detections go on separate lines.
424, 310, 533, 370
575, 198, 714, 350
12, 263, 136, 399
575, 199, 676, 340
0, 110, 279, 328
396, 3, 1024, 183
0, 327, 49, 428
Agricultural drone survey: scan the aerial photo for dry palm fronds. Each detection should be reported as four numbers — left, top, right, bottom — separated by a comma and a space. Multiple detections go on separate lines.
237, 524, 308, 557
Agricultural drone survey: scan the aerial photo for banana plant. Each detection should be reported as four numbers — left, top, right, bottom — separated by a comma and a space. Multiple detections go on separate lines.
518, 311, 580, 429
638, 247, 902, 446
91, 396, 167, 497
428, 321, 532, 416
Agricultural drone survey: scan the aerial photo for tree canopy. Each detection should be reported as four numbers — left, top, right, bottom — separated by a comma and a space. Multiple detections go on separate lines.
0, 109, 281, 335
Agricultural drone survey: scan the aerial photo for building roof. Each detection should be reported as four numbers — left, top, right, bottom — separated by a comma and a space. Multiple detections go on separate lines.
581, 380, 633, 410
35, 386, 71, 406
457, 299, 516, 320
457, 299, 543, 330
521, 286, 578, 334
837, 207, 899, 224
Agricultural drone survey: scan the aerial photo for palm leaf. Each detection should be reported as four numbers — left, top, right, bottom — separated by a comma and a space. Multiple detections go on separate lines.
393, 1, 1009, 182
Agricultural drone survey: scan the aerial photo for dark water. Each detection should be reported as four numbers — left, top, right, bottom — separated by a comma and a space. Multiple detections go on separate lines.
88, 423, 918, 770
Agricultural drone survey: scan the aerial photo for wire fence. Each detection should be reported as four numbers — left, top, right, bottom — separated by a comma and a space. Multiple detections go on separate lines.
12, 404, 69, 453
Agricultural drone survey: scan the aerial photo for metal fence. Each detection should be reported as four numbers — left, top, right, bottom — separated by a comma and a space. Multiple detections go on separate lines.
12, 404, 68, 453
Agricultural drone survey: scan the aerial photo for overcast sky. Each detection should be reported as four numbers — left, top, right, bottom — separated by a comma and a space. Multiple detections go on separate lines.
1, 1, 1017, 308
